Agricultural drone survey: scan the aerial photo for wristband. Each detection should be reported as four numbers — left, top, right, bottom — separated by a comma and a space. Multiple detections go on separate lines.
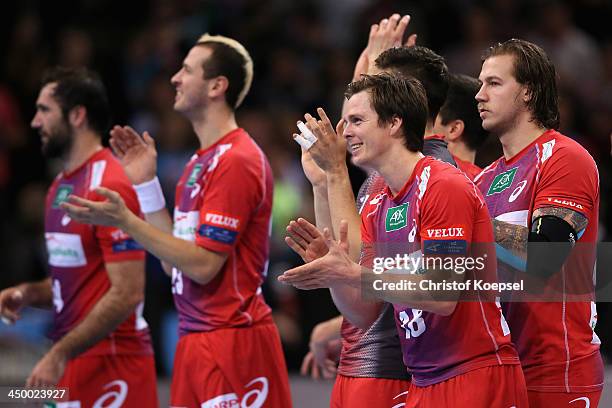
134, 176, 166, 213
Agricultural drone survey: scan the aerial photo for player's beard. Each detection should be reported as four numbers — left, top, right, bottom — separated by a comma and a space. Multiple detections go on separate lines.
41, 118, 74, 159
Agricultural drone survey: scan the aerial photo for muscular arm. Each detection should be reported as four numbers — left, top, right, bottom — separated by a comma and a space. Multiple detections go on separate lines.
50, 260, 144, 359
492, 206, 588, 259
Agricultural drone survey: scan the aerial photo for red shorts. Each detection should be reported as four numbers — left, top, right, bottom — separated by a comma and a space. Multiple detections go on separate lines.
405, 364, 528, 408
170, 323, 292, 408
56, 353, 158, 407
330, 374, 410, 408
528, 390, 602, 408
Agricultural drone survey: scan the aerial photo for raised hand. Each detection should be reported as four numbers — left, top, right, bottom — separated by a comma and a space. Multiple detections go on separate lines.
303, 108, 347, 173
110, 126, 158, 184
353, 14, 417, 79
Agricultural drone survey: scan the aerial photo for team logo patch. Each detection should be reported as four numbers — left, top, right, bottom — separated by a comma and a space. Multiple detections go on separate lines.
186, 163, 203, 187
385, 203, 409, 232
486, 167, 517, 196
53, 185, 74, 208
425, 226, 465, 239
198, 224, 238, 244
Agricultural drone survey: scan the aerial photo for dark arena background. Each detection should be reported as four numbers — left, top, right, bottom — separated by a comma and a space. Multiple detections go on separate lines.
0, 0, 611, 406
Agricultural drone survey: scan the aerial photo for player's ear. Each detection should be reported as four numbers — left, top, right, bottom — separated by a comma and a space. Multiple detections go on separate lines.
68, 105, 87, 129
389, 115, 403, 137
447, 119, 464, 142
522, 86, 531, 104
208, 76, 229, 100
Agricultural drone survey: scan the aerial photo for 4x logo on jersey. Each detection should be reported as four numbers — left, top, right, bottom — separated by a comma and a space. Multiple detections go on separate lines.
385, 203, 409, 232
487, 167, 518, 196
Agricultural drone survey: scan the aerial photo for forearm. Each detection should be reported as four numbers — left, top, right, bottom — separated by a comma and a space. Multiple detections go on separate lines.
20, 278, 53, 309
313, 185, 333, 234
492, 219, 528, 258
122, 213, 220, 284
326, 167, 362, 261
51, 286, 139, 359
364, 272, 459, 316
328, 262, 383, 329
143, 208, 174, 275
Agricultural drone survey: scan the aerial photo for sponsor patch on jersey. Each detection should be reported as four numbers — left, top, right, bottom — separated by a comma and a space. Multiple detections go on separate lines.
52, 185, 74, 208
186, 163, 203, 187
546, 197, 584, 210
487, 167, 517, 196
198, 224, 238, 244
46, 232, 87, 267
112, 238, 143, 253
425, 226, 466, 239
173, 210, 200, 241
204, 212, 240, 230
200, 392, 239, 408
423, 239, 467, 255
385, 203, 409, 232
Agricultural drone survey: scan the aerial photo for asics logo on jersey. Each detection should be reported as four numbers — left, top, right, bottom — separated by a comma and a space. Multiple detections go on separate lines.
508, 180, 527, 203
391, 389, 409, 408
425, 227, 465, 238
385, 203, 408, 232
93, 380, 128, 408
205, 213, 240, 229
200, 376, 268, 408
487, 167, 517, 196
569, 396, 590, 408
61, 214, 71, 226
56, 380, 128, 408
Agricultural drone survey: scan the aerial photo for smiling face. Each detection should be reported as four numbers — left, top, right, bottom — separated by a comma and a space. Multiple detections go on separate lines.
31, 83, 73, 158
170, 45, 215, 116
341, 90, 395, 171
476, 54, 529, 137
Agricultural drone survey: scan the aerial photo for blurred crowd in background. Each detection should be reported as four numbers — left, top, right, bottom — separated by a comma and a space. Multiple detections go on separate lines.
1, 0, 611, 378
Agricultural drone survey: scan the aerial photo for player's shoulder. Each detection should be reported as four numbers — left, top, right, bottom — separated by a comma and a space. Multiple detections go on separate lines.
424, 157, 484, 207
427, 157, 472, 188
539, 130, 597, 170
217, 129, 270, 173
87, 149, 137, 199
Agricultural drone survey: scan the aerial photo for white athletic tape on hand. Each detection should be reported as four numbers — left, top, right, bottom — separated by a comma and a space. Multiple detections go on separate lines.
294, 121, 318, 150
1, 316, 12, 325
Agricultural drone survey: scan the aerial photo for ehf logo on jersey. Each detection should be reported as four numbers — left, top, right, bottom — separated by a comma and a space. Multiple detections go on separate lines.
53, 185, 74, 208
385, 203, 408, 232
487, 167, 517, 196
186, 164, 204, 187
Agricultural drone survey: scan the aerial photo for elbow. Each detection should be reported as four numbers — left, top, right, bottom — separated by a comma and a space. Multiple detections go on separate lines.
124, 290, 144, 310
186, 264, 219, 285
